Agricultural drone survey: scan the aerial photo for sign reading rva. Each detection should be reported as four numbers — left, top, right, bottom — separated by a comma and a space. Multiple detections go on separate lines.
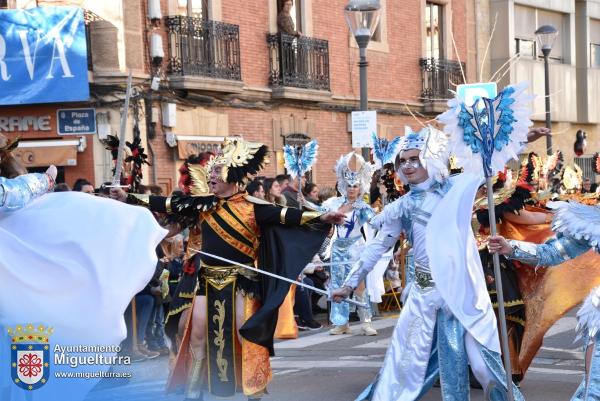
57, 108, 96, 135
0, 7, 89, 106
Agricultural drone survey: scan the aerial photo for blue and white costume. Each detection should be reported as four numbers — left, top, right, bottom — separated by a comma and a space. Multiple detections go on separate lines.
324, 152, 380, 332
343, 127, 523, 401
0, 172, 53, 211
506, 201, 600, 401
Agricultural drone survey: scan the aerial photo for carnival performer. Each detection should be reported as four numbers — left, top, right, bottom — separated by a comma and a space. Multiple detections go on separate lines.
332, 126, 524, 401
113, 137, 343, 401
0, 138, 167, 401
488, 200, 600, 401
324, 152, 379, 336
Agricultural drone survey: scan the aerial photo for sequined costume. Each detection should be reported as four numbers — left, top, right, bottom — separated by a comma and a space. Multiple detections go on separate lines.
324, 152, 378, 332
324, 196, 376, 325
344, 127, 523, 401
0, 172, 53, 211
505, 200, 600, 401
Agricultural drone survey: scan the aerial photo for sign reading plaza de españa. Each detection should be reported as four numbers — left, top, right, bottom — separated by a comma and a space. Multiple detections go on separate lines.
0, 7, 89, 106
58, 108, 96, 135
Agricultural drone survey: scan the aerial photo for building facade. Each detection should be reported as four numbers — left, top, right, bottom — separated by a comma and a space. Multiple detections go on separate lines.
476, 0, 600, 181
0, 0, 474, 192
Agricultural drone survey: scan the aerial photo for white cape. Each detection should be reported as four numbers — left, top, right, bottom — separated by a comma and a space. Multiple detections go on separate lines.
426, 173, 500, 353
0, 192, 167, 401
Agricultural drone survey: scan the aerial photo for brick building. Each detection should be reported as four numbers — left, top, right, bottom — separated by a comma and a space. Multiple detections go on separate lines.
1, 0, 475, 192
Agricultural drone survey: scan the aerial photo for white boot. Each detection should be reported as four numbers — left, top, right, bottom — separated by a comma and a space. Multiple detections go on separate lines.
329, 324, 351, 335
360, 322, 377, 336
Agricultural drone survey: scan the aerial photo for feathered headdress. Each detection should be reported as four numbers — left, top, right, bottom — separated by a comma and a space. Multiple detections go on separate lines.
283, 140, 318, 179
394, 125, 450, 184
517, 152, 542, 185
438, 82, 533, 178
594, 152, 600, 175
371, 132, 402, 170
178, 152, 214, 195
335, 152, 375, 197
210, 137, 269, 185
101, 134, 150, 191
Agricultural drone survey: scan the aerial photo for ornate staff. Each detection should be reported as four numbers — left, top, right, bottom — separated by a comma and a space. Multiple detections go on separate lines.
439, 82, 534, 401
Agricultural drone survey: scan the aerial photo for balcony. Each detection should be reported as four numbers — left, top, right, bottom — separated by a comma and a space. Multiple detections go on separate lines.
166, 16, 243, 93
267, 33, 331, 101
419, 58, 465, 112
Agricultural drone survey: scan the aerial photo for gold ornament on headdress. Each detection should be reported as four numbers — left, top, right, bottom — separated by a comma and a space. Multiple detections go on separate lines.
562, 165, 583, 192
187, 163, 212, 196
211, 138, 265, 182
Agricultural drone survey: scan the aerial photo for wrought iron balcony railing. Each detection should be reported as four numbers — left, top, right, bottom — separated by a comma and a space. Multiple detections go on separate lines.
166, 16, 241, 81
267, 33, 330, 91
419, 58, 466, 101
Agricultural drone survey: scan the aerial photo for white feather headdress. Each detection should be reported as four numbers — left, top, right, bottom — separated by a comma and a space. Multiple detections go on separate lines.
335, 152, 375, 197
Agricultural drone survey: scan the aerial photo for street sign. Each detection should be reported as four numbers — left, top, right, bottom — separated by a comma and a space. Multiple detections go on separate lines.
457, 82, 498, 108
57, 108, 96, 135
351, 110, 377, 148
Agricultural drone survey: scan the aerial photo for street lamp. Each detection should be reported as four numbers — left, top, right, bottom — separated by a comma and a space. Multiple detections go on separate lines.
535, 24, 559, 155
345, 0, 381, 160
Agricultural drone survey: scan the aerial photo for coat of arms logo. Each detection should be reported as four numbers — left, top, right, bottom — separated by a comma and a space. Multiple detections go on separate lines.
8, 323, 53, 390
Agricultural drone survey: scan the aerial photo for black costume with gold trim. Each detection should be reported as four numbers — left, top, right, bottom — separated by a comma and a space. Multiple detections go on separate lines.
131, 191, 328, 397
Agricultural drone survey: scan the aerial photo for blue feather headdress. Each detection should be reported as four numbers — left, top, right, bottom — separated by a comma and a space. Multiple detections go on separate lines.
283, 140, 319, 179
438, 82, 533, 178
371, 132, 402, 169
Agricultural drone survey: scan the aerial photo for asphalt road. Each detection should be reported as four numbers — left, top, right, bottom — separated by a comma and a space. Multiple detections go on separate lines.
85, 310, 584, 401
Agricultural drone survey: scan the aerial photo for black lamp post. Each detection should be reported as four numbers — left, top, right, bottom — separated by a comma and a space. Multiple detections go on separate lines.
344, 0, 381, 160
535, 24, 559, 155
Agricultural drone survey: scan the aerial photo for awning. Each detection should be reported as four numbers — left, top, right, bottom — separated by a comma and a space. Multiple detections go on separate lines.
176, 135, 225, 159
14, 139, 79, 167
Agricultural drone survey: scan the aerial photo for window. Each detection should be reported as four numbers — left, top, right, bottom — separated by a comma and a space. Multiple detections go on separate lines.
0, 0, 9, 9
425, 2, 443, 59
537, 9, 564, 62
513, 5, 566, 63
591, 19, 600, 68
176, 0, 208, 19
277, 0, 302, 34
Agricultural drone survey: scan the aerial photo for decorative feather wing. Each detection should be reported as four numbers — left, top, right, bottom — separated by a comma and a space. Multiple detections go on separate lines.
548, 201, 600, 250
283, 139, 318, 179
439, 82, 534, 178
187, 163, 212, 196
420, 126, 450, 182
371, 132, 402, 169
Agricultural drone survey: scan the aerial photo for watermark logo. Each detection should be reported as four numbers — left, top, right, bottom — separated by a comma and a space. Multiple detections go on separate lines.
8, 323, 53, 390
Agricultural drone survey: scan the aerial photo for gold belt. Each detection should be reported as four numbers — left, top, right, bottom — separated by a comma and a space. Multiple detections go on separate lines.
201, 263, 258, 289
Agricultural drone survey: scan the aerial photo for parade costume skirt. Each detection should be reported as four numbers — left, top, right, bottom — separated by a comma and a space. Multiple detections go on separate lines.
354, 286, 524, 401
330, 236, 366, 326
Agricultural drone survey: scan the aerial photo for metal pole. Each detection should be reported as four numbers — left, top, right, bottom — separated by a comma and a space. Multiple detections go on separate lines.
543, 50, 552, 155
358, 45, 370, 161
486, 176, 515, 401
